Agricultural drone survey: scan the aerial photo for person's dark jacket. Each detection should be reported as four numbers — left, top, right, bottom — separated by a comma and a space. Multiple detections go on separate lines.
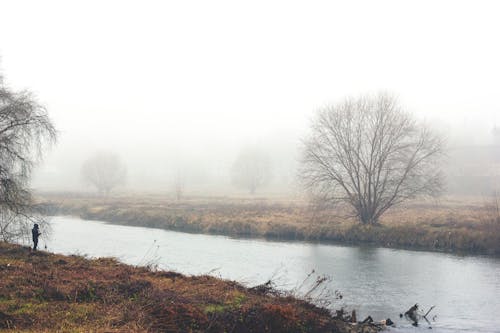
32, 227, 41, 241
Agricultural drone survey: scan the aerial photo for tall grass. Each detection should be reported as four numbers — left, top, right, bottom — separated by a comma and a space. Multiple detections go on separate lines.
36, 193, 500, 255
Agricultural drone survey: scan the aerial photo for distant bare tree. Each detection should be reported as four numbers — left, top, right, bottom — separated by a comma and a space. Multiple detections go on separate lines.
0, 72, 56, 241
301, 93, 444, 225
173, 171, 185, 201
81, 152, 126, 195
231, 147, 272, 194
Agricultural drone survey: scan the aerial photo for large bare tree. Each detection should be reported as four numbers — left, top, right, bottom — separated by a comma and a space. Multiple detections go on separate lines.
0, 73, 56, 241
81, 151, 126, 195
301, 94, 444, 225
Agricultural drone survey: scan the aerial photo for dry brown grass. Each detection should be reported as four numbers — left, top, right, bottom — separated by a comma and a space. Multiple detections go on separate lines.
36, 193, 500, 255
0, 242, 376, 333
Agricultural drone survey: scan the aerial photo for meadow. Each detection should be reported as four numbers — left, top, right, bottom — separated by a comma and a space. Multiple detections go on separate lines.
36, 193, 500, 255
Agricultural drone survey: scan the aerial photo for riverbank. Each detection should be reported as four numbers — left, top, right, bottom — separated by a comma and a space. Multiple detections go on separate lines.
36, 193, 500, 255
0, 242, 382, 332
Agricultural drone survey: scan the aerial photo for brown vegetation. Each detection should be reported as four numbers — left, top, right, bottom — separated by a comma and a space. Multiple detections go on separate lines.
36, 193, 500, 255
0, 242, 378, 332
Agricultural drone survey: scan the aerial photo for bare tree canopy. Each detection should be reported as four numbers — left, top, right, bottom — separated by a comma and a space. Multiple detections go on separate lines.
81, 151, 126, 194
231, 147, 272, 194
0, 73, 57, 241
301, 93, 444, 225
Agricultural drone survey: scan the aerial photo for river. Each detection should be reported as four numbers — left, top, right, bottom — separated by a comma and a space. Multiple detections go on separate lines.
41, 216, 500, 333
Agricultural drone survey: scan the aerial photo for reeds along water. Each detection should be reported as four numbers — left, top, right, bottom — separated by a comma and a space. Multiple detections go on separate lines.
37, 193, 500, 255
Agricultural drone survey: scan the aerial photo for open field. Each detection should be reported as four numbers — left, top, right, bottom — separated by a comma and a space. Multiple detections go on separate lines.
0, 242, 381, 333
36, 193, 500, 255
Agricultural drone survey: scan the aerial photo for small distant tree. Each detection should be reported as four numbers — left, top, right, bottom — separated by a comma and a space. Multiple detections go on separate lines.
301, 93, 444, 225
81, 152, 126, 195
0, 72, 56, 241
173, 171, 185, 201
231, 147, 272, 194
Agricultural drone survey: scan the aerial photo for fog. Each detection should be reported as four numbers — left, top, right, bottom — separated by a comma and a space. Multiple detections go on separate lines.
1, 0, 499, 195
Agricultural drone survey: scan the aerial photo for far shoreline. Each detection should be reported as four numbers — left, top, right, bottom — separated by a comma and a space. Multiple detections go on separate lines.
35, 192, 500, 256
48, 213, 500, 260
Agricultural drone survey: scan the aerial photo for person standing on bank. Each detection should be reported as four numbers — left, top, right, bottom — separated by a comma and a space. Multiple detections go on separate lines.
32, 224, 41, 251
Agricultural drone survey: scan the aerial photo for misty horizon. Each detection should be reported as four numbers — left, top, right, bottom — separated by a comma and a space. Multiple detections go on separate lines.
1, 0, 499, 194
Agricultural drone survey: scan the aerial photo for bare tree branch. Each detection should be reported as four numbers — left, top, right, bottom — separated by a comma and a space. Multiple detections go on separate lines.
300, 93, 444, 224
0, 73, 56, 241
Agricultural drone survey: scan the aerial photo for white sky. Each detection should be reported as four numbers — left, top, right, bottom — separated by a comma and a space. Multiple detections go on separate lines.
0, 0, 499, 191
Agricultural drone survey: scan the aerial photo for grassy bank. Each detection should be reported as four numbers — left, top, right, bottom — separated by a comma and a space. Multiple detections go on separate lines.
37, 193, 500, 255
0, 242, 380, 332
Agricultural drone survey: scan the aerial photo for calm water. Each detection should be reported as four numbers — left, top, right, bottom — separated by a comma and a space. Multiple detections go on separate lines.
41, 216, 500, 333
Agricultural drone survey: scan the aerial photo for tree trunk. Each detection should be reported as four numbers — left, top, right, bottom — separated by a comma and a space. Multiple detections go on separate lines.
358, 207, 378, 225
